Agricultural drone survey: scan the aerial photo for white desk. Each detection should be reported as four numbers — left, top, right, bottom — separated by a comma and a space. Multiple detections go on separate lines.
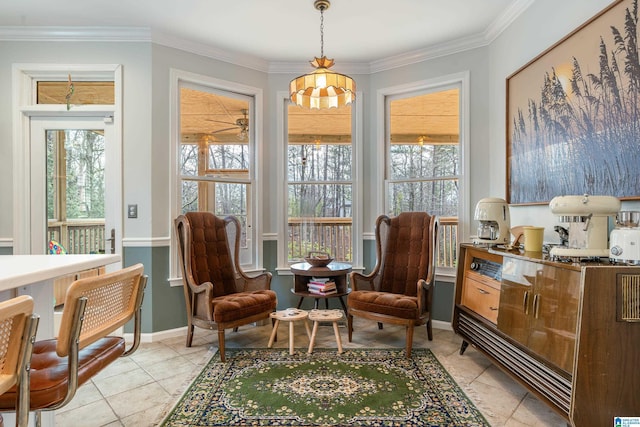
0, 254, 120, 426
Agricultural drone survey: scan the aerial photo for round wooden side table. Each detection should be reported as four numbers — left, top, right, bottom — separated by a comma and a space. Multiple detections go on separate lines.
290, 262, 352, 311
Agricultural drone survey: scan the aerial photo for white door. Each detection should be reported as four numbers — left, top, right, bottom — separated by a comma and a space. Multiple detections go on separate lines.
30, 117, 122, 270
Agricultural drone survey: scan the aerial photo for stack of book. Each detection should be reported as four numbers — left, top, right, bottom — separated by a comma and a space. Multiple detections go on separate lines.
307, 277, 337, 295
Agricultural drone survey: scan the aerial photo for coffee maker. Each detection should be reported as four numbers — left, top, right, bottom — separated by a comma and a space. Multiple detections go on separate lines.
610, 211, 640, 265
548, 194, 620, 258
474, 198, 510, 246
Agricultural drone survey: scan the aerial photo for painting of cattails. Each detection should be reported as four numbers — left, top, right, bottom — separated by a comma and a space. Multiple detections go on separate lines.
507, 0, 640, 205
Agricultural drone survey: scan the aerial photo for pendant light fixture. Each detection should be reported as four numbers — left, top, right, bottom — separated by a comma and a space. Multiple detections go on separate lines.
289, 0, 356, 109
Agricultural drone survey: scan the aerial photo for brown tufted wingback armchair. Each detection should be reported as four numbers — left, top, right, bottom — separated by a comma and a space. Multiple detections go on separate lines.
174, 212, 277, 362
347, 212, 438, 357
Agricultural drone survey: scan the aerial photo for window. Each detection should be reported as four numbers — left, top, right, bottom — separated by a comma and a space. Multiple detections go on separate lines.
385, 85, 462, 270
176, 79, 259, 268
279, 94, 362, 268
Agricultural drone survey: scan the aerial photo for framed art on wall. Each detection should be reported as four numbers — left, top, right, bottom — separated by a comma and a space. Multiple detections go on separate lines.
506, 0, 640, 205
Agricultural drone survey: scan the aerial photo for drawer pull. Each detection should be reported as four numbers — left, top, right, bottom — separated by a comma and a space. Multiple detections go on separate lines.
476, 287, 490, 295
489, 306, 498, 311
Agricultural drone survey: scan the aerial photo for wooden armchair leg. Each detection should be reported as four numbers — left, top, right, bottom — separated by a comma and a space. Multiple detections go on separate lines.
426, 319, 433, 341
405, 324, 414, 358
377, 322, 383, 330
218, 329, 226, 362
186, 322, 195, 347
347, 314, 353, 342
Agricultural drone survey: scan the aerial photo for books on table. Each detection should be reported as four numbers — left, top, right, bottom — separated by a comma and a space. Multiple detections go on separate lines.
307, 277, 337, 295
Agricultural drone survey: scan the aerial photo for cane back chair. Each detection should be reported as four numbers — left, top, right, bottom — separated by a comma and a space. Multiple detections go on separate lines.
0, 263, 147, 427
0, 296, 39, 427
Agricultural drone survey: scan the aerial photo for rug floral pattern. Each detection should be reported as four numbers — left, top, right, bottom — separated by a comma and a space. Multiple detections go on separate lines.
160, 348, 488, 426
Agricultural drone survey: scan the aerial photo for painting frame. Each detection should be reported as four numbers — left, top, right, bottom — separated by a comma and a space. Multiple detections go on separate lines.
506, 0, 640, 205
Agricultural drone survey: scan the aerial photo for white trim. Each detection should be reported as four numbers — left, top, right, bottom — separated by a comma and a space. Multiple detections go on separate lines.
432, 319, 453, 331
169, 69, 264, 276
0, 238, 13, 248
0, 26, 150, 42
122, 237, 171, 247
275, 91, 288, 269
126, 319, 454, 343
0, 1, 532, 75
12, 63, 123, 257
276, 92, 363, 269
376, 71, 471, 254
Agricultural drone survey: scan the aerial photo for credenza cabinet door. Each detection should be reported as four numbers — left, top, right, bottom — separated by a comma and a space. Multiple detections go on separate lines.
498, 258, 579, 373
497, 258, 536, 346
530, 265, 580, 373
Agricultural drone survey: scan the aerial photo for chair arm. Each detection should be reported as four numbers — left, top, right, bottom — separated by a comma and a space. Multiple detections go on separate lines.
241, 271, 273, 292
349, 271, 376, 291
416, 278, 435, 314
187, 279, 214, 295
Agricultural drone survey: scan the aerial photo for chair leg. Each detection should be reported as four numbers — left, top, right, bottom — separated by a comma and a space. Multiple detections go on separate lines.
426, 318, 433, 341
405, 323, 414, 358
218, 328, 226, 362
186, 323, 194, 347
347, 314, 353, 342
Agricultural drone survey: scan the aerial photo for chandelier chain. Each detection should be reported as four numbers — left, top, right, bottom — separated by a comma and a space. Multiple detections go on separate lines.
319, 7, 325, 58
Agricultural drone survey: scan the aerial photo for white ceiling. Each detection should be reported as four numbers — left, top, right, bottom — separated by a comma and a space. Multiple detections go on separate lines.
0, 0, 531, 65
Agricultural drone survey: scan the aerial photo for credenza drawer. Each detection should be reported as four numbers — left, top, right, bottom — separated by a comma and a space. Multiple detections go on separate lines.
461, 277, 500, 323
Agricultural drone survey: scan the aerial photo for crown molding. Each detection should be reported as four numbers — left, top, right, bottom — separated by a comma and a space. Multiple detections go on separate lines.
0, 26, 150, 42
0, 0, 532, 75
485, 0, 535, 41
151, 30, 271, 73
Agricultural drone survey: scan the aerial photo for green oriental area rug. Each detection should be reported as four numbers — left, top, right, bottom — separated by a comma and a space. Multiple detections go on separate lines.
159, 348, 489, 427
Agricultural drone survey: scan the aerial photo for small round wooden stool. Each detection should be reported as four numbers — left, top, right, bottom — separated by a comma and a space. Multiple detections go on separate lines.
268, 308, 311, 355
307, 309, 344, 354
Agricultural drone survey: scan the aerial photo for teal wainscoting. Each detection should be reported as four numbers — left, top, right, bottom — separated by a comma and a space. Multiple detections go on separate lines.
123, 240, 454, 335
123, 245, 186, 334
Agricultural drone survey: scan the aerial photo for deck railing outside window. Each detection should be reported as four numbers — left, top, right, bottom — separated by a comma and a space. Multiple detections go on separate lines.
47, 220, 105, 254
288, 216, 458, 269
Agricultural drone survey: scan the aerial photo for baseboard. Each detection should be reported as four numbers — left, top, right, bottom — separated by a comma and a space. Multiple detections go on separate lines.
125, 319, 453, 343
124, 326, 188, 343
432, 319, 453, 331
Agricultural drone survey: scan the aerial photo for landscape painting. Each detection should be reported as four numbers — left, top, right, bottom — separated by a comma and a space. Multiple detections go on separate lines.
507, 0, 640, 205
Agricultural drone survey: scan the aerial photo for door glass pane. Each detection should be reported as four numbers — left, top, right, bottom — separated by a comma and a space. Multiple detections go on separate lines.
46, 129, 106, 255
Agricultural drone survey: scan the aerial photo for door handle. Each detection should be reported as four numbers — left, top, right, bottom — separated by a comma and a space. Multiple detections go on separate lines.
105, 228, 116, 254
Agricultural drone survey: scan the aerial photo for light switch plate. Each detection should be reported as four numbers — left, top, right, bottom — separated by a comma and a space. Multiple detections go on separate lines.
128, 204, 138, 218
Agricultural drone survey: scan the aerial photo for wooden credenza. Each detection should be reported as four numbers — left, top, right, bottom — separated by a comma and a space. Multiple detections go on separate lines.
453, 244, 640, 426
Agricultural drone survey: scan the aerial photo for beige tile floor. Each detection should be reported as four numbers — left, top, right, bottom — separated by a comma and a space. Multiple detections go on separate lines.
53, 319, 568, 426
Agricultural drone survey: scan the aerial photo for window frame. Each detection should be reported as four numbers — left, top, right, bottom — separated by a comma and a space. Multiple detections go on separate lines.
169, 70, 264, 284
377, 73, 470, 279
276, 91, 363, 272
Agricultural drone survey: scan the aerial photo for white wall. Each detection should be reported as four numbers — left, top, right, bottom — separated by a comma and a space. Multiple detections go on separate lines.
0, 41, 152, 244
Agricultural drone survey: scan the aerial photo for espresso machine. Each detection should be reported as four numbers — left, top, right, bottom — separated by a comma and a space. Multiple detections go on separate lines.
610, 211, 640, 265
549, 194, 620, 259
474, 197, 510, 246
